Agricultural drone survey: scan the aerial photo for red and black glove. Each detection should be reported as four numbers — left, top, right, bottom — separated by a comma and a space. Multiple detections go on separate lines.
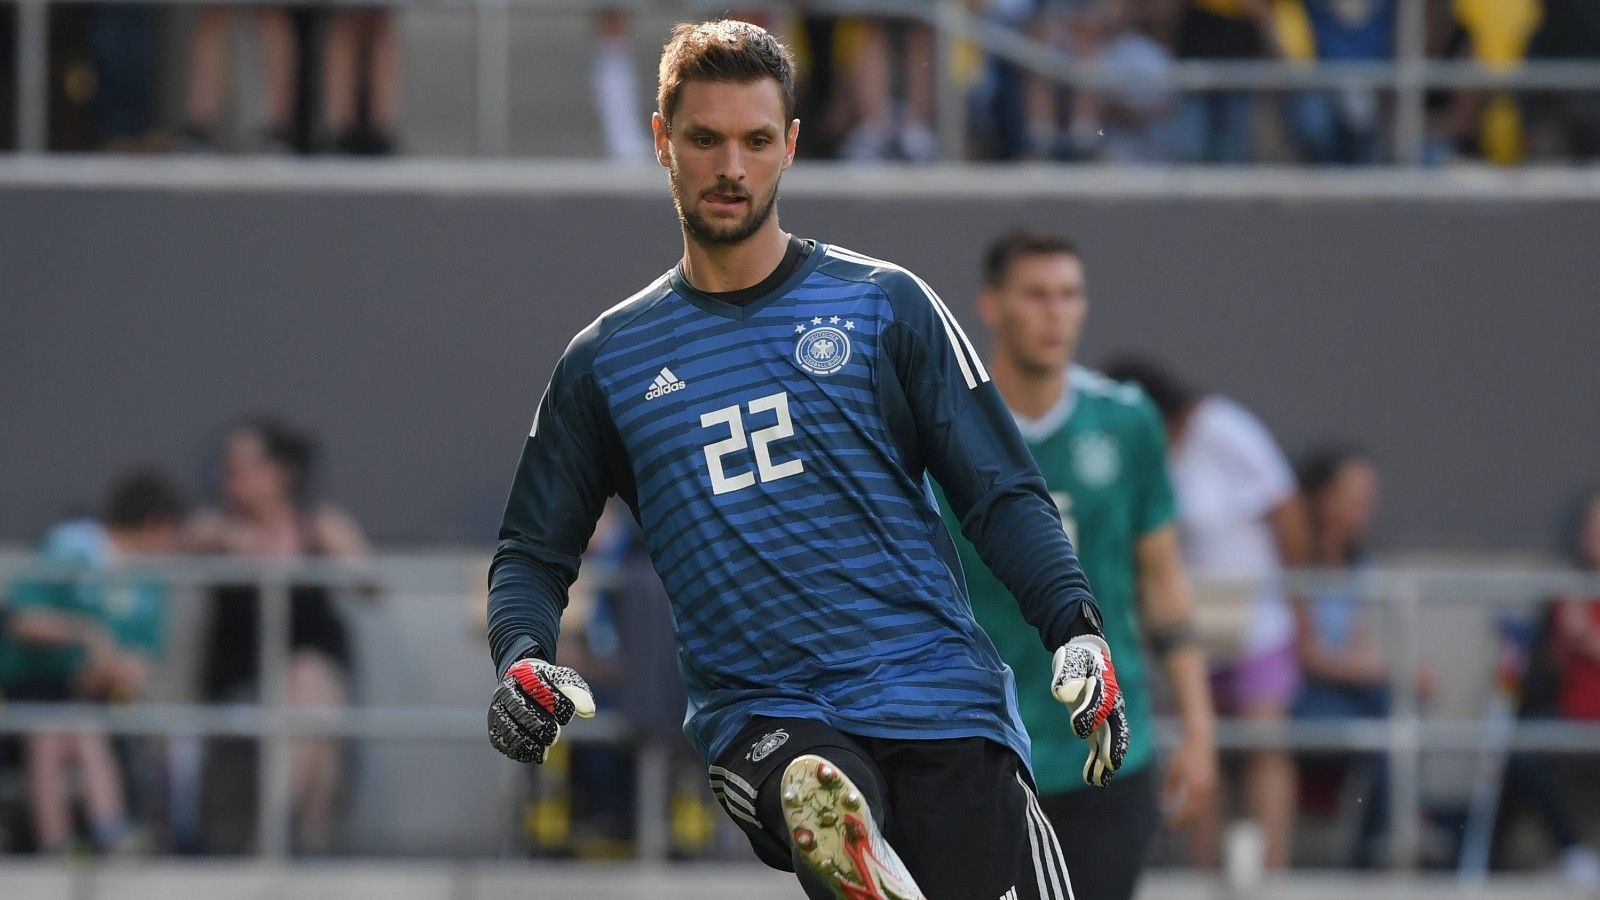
1051, 635, 1129, 787
487, 657, 595, 764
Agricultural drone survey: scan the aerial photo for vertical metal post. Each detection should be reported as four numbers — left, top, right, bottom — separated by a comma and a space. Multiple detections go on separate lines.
17, 0, 48, 153
475, 0, 511, 156
933, 0, 967, 161
634, 741, 671, 863
257, 574, 294, 859
1387, 572, 1423, 870
1393, 0, 1428, 165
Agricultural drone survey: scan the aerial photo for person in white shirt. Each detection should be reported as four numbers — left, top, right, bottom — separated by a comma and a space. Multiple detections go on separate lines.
1105, 357, 1309, 872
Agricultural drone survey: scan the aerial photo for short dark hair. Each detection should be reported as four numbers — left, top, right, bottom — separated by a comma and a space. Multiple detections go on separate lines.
1296, 444, 1370, 497
982, 230, 1080, 287
657, 20, 797, 128
1296, 445, 1374, 564
104, 469, 188, 530
234, 416, 319, 506
1100, 355, 1195, 422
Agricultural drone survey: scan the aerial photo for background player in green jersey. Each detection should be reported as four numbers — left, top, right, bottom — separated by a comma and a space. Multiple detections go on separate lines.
938, 231, 1219, 900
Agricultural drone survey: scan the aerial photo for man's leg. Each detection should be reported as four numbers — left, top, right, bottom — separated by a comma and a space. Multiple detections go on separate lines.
1233, 643, 1301, 871
708, 718, 920, 899
869, 736, 1071, 900
25, 732, 73, 852
1037, 767, 1162, 900
779, 753, 923, 899
1242, 736, 1297, 870
73, 730, 132, 850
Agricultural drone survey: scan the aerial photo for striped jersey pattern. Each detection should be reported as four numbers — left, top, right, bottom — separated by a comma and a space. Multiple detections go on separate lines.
488, 241, 1099, 767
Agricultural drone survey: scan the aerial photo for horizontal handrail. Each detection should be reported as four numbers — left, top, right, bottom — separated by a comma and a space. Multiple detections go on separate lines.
6, 551, 1599, 603
0, 702, 1594, 755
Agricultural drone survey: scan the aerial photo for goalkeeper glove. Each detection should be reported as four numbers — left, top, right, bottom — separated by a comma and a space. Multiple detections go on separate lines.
1051, 634, 1129, 787
487, 657, 596, 764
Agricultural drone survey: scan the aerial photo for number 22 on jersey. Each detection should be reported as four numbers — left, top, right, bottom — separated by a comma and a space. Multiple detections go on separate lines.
699, 391, 805, 496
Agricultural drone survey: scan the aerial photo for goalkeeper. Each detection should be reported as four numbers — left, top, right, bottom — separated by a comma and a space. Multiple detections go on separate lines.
485, 20, 1126, 900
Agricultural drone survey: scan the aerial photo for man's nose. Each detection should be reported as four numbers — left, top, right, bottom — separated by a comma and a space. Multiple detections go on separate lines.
715, 143, 747, 182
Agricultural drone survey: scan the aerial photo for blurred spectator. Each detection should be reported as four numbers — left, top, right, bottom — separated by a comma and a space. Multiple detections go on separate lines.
180, 7, 298, 151
1487, 486, 1600, 887
1280, 0, 1396, 165
1422, 0, 1482, 163
87, 7, 163, 151
967, 0, 1047, 160
1555, 488, 1600, 723
1173, 0, 1281, 163
322, 7, 400, 154
1073, 0, 1184, 162
971, 0, 1106, 160
1103, 357, 1308, 871
842, 18, 939, 161
795, 14, 847, 159
1525, 0, 1600, 163
1450, 0, 1542, 165
186, 418, 368, 854
1544, 487, 1600, 886
1292, 446, 1405, 867
594, 10, 649, 163
0, 470, 187, 854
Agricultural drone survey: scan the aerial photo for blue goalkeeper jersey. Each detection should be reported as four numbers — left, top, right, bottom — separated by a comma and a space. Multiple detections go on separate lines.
488, 241, 1101, 765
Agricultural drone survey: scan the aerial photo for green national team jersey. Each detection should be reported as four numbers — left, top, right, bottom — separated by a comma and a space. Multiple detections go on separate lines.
938, 366, 1176, 795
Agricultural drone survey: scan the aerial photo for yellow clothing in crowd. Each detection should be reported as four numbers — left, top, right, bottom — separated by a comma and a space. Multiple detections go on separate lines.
1454, 0, 1543, 163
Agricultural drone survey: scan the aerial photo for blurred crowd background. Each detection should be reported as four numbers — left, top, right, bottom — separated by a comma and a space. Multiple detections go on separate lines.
2, 321, 1599, 881
3, 403, 1600, 877
4, 1, 1600, 891
1, 0, 1599, 165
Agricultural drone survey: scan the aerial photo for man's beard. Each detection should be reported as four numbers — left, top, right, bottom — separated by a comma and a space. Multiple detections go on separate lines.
671, 168, 780, 248
1011, 334, 1077, 379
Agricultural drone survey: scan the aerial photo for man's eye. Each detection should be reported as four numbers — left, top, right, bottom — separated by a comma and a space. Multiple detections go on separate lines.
750, 137, 770, 148
693, 135, 715, 148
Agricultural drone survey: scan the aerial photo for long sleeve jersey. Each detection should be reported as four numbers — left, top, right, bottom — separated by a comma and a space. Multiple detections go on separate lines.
487, 241, 1102, 765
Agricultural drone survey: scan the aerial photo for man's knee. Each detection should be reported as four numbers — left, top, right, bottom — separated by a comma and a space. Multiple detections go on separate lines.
760, 744, 886, 846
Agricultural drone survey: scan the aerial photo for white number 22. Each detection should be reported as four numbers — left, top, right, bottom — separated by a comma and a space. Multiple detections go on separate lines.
699, 391, 805, 496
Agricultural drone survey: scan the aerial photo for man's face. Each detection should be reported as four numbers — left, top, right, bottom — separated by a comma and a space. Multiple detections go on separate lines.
979, 252, 1088, 377
1320, 459, 1380, 539
654, 78, 797, 247
117, 520, 180, 555
135, 521, 181, 554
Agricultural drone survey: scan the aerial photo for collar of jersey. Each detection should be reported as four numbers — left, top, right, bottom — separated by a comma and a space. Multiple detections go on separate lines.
668, 241, 829, 320
1010, 367, 1083, 443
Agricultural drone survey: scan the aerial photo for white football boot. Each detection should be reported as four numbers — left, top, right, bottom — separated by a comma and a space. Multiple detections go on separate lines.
780, 754, 926, 900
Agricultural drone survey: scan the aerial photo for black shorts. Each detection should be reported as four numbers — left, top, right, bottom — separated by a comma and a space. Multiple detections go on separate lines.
710, 716, 1078, 900
1038, 766, 1161, 900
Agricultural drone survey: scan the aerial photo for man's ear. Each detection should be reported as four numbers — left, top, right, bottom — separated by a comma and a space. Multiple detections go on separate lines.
783, 119, 800, 170
652, 112, 671, 168
978, 287, 1000, 328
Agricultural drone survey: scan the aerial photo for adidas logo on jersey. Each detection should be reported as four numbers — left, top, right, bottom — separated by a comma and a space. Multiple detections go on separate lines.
645, 367, 687, 400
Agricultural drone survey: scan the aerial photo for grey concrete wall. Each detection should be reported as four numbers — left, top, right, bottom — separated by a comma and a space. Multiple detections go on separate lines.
4, 182, 1598, 551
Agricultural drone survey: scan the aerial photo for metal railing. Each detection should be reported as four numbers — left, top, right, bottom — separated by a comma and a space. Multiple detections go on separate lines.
10, 0, 1600, 162
1, 552, 1598, 871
